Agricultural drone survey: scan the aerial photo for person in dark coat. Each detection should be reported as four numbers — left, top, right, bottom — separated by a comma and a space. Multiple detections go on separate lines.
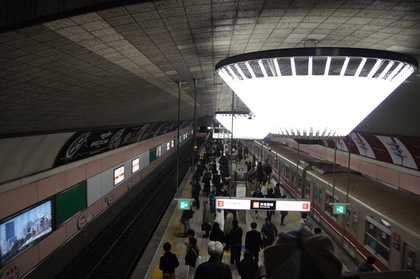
192, 180, 201, 209
194, 241, 232, 279
266, 188, 276, 219
185, 237, 199, 268
237, 250, 258, 279
209, 222, 225, 244
181, 209, 194, 237
159, 242, 179, 279
252, 187, 263, 218
280, 194, 288, 226
229, 219, 243, 267
245, 222, 263, 263
261, 218, 278, 248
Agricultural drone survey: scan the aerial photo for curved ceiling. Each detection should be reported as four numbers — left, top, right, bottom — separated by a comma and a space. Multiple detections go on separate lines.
1, 0, 420, 138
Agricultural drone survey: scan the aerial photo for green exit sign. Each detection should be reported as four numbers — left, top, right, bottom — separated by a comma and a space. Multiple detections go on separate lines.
334, 205, 346, 214
178, 200, 191, 210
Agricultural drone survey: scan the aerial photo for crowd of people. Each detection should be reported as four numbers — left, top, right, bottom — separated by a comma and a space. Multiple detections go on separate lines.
159, 139, 376, 279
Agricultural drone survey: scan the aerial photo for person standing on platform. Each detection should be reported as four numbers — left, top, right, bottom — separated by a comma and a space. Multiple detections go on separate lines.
266, 188, 276, 220
245, 222, 263, 264
215, 208, 225, 231
252, 187, 263, 218
209, 222, 225, 244
181, 209, 194, 237
230, 219, 243, 267
202, 200, 212, 238
237, 250, 258, 279
159, 242, 179, 279
274, 183, 281, 198
202, 170, 212, 196
194, 241, 232, 279
265, 163, 272, 182
299, 212, 310, 229
224, 210, 234, 250
192, 180, 201, 209
261, 218, 278, 248
280, 195, 288, 226
185, 237, 200, 269
183, 229, 196, 249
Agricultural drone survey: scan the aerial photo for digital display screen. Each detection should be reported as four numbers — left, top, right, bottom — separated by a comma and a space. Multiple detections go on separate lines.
114, 166, 125, 185
0, 200, 52, 266
132, 158, 140, 173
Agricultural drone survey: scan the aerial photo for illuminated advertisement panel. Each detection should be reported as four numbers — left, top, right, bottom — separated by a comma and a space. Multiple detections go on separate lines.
276, 200, 311, 212
0, 200, 52, 266
216, 198, 249, 210
114, 166, 125, 185
132, 158, 140, 173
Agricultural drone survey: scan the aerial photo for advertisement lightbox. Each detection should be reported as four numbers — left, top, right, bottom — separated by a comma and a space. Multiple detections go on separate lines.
0, 200, 52, 266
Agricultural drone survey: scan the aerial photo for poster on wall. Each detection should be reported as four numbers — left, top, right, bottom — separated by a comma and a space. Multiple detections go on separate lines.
0, 201, 52, 266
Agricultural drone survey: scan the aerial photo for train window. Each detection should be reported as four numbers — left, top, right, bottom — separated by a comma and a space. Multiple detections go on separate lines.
314, 186, 318, 204
364, 218, 391, 262
346, 207, 351, 227
367, 222, 376, 235
284, 165, 290, 180
325, 191, 338, 219
380, 230, 391, 247
291, 171, 296, 185
318, 188, 322, 204
304, 180, 311, 198
352, 210, 359, 232
273, 158, 279, 170
403, 244, 419, 270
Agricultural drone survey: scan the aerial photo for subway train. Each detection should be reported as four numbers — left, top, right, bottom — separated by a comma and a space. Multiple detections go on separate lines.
0, 122, 193, 278
242, 139, 419, 272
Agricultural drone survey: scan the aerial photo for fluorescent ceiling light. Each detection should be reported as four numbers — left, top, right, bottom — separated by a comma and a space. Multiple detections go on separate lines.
216, 48, 418, 139
215, 113, 270, 139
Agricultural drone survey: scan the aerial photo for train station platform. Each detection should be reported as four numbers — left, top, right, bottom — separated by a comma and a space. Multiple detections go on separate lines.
131, 158, 359, 279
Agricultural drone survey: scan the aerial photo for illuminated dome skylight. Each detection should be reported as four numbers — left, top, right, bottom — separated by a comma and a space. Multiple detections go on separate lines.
216, 48, 417, 139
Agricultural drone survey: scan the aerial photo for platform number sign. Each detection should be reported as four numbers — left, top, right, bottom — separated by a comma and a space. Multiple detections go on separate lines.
334, 205, 346, 214
179, 200, 191, 210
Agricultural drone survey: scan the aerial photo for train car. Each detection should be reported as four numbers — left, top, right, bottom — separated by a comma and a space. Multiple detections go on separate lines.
242, 139, 420, 272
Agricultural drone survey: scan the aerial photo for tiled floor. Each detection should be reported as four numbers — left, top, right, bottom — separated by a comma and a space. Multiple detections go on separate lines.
133, 158, 357, 279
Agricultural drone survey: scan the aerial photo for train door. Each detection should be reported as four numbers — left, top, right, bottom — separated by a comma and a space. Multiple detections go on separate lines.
403, 243, 419, 271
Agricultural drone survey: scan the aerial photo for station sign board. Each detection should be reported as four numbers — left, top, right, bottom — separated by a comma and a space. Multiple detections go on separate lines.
276, 200, 311, 212
216, 198, 250, 210
334, 205, 346, 214
178, 200, 191, 210
251, 200, 276, 210
216, 198, 311, 212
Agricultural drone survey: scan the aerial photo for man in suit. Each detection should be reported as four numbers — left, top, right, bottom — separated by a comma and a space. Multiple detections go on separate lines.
245, 222, 263, 264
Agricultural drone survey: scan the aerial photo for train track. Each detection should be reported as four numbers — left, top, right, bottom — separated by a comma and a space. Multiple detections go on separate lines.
56, 149, 193, 279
